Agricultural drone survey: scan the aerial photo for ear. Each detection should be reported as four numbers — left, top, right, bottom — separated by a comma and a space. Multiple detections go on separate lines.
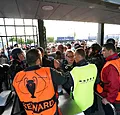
17, 53, 21, 59
79, 55, 83, 60
109, 49, 113, 54
36, 58, 40, 65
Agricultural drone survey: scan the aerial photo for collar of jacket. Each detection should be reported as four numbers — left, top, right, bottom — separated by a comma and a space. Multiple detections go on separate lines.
106, 53, 119, 61
24, 65, 41, 71
76, 59, 88, 66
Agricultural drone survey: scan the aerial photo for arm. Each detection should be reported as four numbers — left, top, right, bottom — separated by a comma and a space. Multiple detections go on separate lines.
103, 65, 119, 103
50, 68, 73, 88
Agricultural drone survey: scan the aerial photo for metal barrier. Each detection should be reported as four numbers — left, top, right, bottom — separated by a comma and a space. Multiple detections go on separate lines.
95, 92, 116, 115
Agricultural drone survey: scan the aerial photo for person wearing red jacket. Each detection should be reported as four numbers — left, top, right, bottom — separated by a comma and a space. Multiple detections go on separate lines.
101, 43, 120, 115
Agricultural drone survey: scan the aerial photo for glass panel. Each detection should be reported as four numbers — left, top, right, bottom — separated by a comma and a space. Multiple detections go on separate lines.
22, 36, 25, 43
104, 24, 120, 44
5, 18, 14, 25
0, 37, 3, 49
15, 19, 23, 25
0, 26, 6, 36
33, 27, 37, 35
25, 36, 29, 44
16, 27, 24, 35
6, 26, 15, 36
17, 36, 23, 46
33, 20, 38, 34
7, 37, 12, 47
25, 27, 33, 35
0, 18, 4, 25
2, 37, 7, 48
33, 19, 38, 26
24, 19, 32, 25
34, 36, 38, 45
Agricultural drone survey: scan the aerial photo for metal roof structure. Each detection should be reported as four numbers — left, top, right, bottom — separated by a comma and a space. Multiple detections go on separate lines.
0, 0, 120, 24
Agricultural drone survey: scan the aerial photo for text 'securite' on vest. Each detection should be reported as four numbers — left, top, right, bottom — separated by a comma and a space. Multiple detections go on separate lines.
70, 64, 97, 112
13, 67, 57, 115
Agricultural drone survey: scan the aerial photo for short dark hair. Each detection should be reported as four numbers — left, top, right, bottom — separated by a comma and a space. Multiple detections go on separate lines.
76, 48, 85, 57
37, 47, 44, 54
26, 49, 40, 66
66, 43, 71, 49
74, 43, 82, 49
91, 43, 101, 53
106, 38, 115, 45
103, 43, 116, 52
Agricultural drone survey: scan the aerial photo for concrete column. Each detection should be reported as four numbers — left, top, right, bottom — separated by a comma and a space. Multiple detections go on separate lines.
97, 23, 104, 46
38, 19, 47, 49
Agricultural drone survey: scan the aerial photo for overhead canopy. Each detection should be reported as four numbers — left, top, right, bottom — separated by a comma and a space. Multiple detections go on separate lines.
0, 0, 120, 24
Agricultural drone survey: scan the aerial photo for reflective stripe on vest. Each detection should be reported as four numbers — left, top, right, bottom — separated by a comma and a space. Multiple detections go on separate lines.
70, 64, 97, 112
98, 58, 120, 101
13, 67, 57, 115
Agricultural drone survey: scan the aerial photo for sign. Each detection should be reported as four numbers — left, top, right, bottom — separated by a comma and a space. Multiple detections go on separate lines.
57, 37, 74, 41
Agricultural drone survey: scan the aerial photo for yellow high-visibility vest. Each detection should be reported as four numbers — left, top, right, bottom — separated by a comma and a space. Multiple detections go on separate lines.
70, 64, 97, 112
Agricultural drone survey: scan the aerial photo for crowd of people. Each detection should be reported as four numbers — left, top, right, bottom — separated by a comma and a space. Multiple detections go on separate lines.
0, 38, 120, 115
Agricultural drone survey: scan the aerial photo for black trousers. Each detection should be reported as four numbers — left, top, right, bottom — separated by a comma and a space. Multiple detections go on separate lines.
102, 103, 120, 115
84, 107, 92, 115
91, 93, 98, 113
102, 103, 114, 115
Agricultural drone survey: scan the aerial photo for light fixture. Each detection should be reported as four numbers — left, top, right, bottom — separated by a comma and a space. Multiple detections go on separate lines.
42, 5, 53, 11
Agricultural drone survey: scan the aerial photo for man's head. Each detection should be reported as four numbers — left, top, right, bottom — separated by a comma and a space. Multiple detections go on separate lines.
11, 48, 25, 61
74, 48, 85, 63
66, 43, 71, 49
106, 38, 115, 45
37, 47, 44, 57
26, 49, 42, 66
51, 46, 56, 52
102, 43, 116, 58
91, 43, 101, 53
14, 43, 18, 47
74, 43, 82, 50
58, 44, 64, 53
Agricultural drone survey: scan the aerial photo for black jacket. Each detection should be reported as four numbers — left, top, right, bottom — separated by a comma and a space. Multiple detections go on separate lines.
87, 53, 105, 74
63, 59, 89, 94
8, 59, 26, 80
62, 60, 76, 72
42, 56, 54, 68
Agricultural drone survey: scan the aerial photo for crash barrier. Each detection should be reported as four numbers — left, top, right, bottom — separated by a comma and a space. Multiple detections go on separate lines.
0, 90, 14, 115
95, 92, 116, 115
0, 64, 10, 91
1, 90, 26, 115
58, 89, 84, 115
1, 89, 84, 115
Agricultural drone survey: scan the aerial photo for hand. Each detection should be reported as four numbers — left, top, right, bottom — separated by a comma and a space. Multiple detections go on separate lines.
54, 59, 60, 69
102, 98, 109, 105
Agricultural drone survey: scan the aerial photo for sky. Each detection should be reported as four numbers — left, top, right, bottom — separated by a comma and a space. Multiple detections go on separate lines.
44, 20, 120, 40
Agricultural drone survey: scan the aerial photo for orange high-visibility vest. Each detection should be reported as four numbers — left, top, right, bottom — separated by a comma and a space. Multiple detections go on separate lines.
13, 67, 57, 115
97, 58, 120, 101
